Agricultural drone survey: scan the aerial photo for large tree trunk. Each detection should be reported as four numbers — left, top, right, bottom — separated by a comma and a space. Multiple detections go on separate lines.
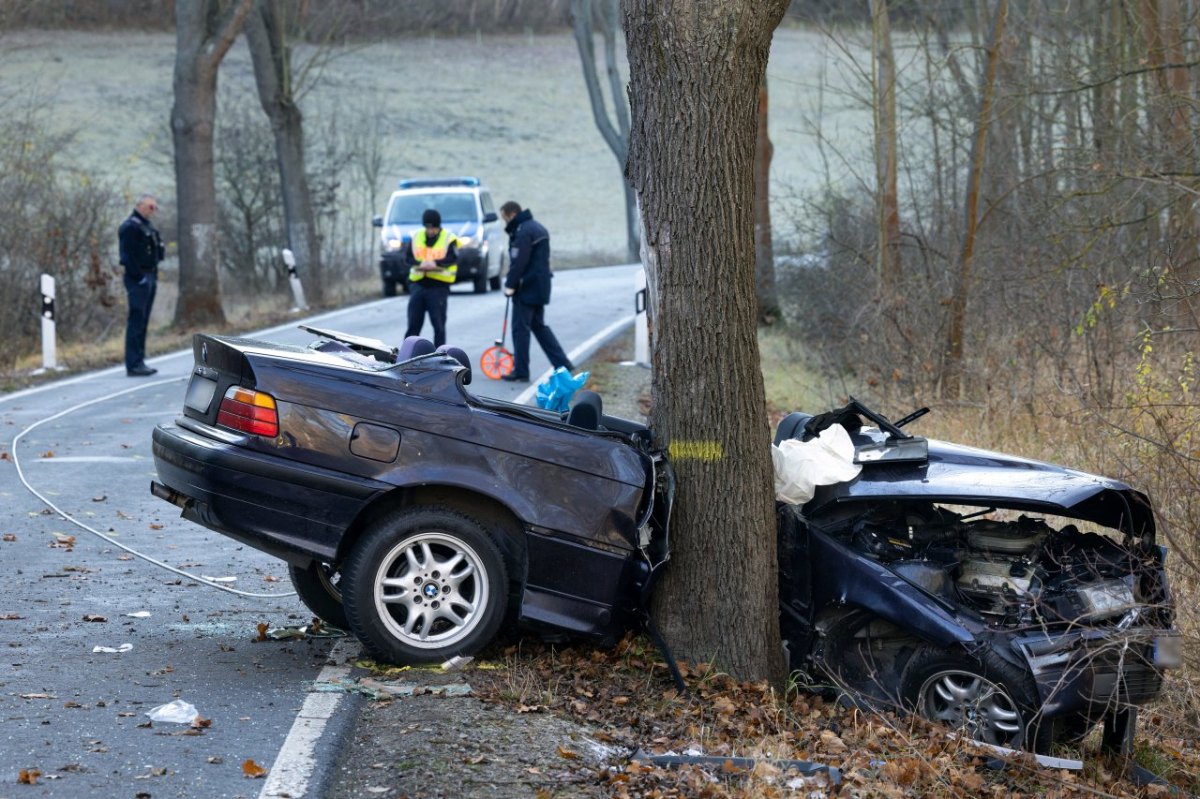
244, 0, 325, 304
871, 0, 902, 300
941, 0, 1007, 399
754, 73, 780, 325
172, 0, 252, 329
623, 0, 789, 686
571, 0, 638, 260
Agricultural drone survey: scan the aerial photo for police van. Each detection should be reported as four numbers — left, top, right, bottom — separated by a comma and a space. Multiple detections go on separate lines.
372, 177, 505, 296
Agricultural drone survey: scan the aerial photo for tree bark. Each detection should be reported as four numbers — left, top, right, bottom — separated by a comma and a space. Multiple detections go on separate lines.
942, 0, 1007, 399
871, 0, 902, 299
753, 73, 780, 325
623, 0, 789, 686
172, 0, 253, 329
244, 0, 325, 304
571, 0, 638, 260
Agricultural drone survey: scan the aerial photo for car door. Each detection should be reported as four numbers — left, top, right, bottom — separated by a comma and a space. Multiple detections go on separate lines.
479, 190, 502, 276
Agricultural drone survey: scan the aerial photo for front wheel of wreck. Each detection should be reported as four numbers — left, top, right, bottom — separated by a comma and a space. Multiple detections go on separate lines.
343, 506, 509, 665
901, 647, 1040, 751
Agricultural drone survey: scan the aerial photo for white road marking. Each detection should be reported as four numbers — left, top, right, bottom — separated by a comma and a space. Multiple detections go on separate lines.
259, 640, 356, 799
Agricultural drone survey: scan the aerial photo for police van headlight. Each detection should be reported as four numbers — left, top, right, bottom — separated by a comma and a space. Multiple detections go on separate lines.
384, 238, 403, 252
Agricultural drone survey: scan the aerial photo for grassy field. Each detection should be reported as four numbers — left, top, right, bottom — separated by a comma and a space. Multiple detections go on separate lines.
0, 26, 871, 261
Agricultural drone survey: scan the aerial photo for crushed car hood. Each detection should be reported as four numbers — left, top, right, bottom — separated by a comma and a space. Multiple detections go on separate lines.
807, 434, 1156, 537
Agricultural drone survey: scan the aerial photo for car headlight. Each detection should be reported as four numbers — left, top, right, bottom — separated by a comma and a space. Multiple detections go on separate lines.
1076, 579, 1138, 619
458, 236, 478, 249
384, 238, 402, 251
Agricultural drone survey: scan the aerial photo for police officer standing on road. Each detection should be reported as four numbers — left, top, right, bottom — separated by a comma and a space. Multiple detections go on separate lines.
119, 193, 165, 377
403, 208, 459, 348
499, 201, 572, 382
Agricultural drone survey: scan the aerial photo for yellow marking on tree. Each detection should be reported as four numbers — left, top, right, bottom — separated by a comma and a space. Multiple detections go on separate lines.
669, 440, 724, 461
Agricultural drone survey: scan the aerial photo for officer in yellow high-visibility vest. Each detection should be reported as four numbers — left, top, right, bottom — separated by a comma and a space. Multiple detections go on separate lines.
403, 208, 459, 347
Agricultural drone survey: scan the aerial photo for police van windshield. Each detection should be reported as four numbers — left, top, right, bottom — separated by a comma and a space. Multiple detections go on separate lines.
388, 193, 477, 225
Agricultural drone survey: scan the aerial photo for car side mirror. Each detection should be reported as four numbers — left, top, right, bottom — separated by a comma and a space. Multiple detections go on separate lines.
372, 215, 383, 228
482, 211, 498, 224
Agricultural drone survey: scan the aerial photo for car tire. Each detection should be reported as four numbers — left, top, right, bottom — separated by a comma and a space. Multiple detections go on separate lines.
900, 646, 1040, 750
288, 561, 349, 630
382, 278, 398, 297
342, 506, 508, 665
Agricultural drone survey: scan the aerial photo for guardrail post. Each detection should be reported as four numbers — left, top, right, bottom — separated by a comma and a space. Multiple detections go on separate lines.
35, 273, 58, 373
282, 248, 308, 311
634, 268, 650, 367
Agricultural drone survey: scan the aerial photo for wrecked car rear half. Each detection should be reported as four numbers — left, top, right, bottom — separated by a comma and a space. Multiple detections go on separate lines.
774, 405, 1180, 752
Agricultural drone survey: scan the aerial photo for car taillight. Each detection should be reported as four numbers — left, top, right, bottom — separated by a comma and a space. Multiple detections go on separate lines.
216, 387, 279, 437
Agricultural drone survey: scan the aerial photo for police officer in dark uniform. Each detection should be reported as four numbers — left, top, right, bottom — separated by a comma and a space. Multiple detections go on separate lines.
119, 194, 165, 376
499, 201, 572, 382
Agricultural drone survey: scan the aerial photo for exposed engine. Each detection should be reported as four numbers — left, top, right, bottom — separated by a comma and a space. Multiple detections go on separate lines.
840, 504, 1170, 629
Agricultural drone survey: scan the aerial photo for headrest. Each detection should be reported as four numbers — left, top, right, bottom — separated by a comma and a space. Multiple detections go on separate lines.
567, 390, 603, 431
437, 345, 472, 384
397, 336, 436, 361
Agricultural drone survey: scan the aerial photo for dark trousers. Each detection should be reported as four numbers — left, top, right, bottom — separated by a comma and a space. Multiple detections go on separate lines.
124, 274, 157, 370
511, 300, 570, 378
405, 281, 450, 347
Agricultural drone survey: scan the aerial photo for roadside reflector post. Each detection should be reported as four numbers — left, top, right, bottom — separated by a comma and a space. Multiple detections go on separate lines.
282, 248, 308, 312
34, 273, 61, 374
634, 268, 650, 367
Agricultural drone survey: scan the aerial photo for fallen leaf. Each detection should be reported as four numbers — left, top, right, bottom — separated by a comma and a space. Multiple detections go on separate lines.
557, 746, 579, 760
18, 768, 41, 784
91, 495, 106, 502
242, 758, 268, 778
41, 450, 54, 458
207, 756, 224, 764
256, 622, 269, 642
64, 701, 83, 709
1, 613, 23, 620
2, 534, 15, 542
191, 716, 213, 729
819, 729, 847, 753
82, 614, 107, 623
264, 574, 279, 582
149, 523, 164, 530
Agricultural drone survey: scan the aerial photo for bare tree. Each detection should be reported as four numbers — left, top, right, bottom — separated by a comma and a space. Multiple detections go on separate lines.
570, 0, 638, 260
941, 0, 1007, 399
623, 0, 790, 684
754, 72, 781, 325
243, 0, 325, 304
871, 0, 901, 299
172, 0, 253, 328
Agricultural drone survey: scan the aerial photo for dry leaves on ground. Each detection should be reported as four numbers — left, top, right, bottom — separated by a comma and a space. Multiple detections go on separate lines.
463, 634, 1198, 799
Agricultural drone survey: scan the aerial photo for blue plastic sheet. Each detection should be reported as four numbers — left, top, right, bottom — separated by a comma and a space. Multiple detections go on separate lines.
535, 367, 590, 412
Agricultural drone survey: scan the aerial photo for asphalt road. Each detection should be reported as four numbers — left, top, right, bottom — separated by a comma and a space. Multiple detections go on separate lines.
0, 264, 641, 798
